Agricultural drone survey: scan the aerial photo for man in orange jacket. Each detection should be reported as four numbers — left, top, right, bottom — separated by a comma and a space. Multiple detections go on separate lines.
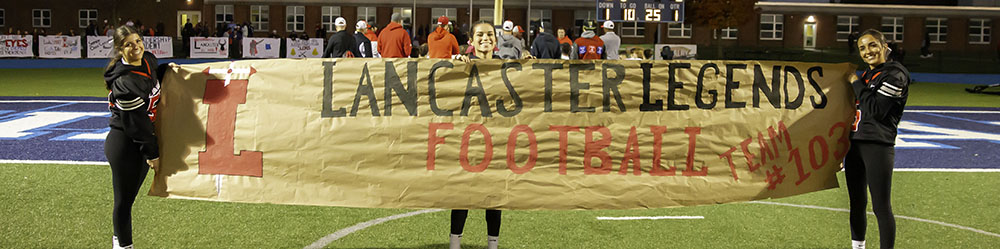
427, 16, 460, 59
573, 20, 605, 60
557, 28, 573, 46
377, 13, 412, 58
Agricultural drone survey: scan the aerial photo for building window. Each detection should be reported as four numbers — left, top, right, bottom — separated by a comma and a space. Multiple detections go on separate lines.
286, 6, 305, 32
836, 16, 859, 42
718, 27, 738, 40
215, 5, 233, 27
393, 7, 413, 30
1, 9, 7, 27
667, 23, 691, 38
881, 16, 904, 42
479, 8, 494, 23
620, 21, 645, 38
925, 17, 947, 44
251, 5, 269, 32
33, 9, 52, 28
79, 9, 97, 28
431, 8, 458, 24
759, 14, 783, 40
358, 7, 377, 26
969, 18, 991, 44
530, 9, 552, 28
322, 6, 341, 32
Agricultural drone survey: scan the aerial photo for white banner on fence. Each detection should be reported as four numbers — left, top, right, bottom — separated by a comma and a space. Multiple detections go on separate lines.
242, 38, 280, 58
39, 36, 82, 59
143, 36, 174, 58
86, 36, 114, 58
191, 37, 229, 58
0, 35, 34, 58
286, 38, 323, 58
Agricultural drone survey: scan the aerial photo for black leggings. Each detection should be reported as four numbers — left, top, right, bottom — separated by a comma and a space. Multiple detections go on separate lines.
845, 141, 895, 248
450, 209, 501, 237
105, 128, 150, 247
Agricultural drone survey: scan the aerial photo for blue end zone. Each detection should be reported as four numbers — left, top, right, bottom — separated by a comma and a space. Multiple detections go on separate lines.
1, 97, 998, 169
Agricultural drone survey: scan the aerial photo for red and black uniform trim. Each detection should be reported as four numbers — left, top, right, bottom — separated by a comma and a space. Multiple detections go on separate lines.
850, 61, 910, 145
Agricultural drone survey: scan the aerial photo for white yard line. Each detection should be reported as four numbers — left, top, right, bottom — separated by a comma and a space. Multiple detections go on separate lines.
304, 209, 445, 249
597, 216, 704, 220
0, 159, 107, 165
904, 110, 1000, 114
751, 201, 1000, 238
0, 100, 106, 104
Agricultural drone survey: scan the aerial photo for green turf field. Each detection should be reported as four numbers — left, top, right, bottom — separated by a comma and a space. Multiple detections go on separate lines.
1, 68, 997, 107
1, 163, 998, 248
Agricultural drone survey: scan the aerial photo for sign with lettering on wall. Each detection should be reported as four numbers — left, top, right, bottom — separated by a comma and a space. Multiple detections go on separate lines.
190, 37, 229, 58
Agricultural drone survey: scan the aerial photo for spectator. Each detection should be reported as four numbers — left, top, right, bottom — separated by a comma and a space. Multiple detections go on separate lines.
353, 20, 374, 58
427, 16, 461, 59
315, 24, 327, 43
242, 22, 252, 38
557, 28, 572, 46
105, 24, 115, 36
364, 23, 378, 42
530, 21, 560, 59
920, 31, 933, 58
847, 31, 858, 56
573, 20, 605, 60
625, 47, 646, 60
269, 30, 281, 38
182, 20, 194, 57
661, 45, 674, 60
323, 17, 360, 58
560, 43, 572, 59
599, 21, 621, 59
86, 21, 99, 36
68, 29, 77, 37
377, 13, 412, 58
496, 20, 526, 59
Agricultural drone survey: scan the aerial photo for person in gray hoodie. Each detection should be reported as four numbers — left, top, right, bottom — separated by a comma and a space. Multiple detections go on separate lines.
599, 21, 621, 60
530, 22, 561, 59
496, 20, 526, 59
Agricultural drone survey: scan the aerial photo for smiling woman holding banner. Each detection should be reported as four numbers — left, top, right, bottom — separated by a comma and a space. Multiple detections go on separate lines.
448, 20, 501, 249
102, 25, 172, 249
845, 29, 910, 249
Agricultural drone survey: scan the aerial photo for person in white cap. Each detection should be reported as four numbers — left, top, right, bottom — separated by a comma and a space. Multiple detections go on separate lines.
496, 20, 528, 59
600, 20, 621, 59
323, 17, 361, 58
352, 20, 374, 57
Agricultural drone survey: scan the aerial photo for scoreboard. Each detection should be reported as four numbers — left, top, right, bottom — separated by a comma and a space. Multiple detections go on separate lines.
597, 0, 685, 23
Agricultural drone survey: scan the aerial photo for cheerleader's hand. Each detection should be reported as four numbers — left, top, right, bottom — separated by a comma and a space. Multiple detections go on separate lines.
168, 62, 181, 71
147, 158, 160, 171
848, 73, 859, 83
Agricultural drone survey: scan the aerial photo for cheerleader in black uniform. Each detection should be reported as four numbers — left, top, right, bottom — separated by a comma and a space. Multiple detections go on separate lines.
103, 25, 170, 249
846, 29, 910, 249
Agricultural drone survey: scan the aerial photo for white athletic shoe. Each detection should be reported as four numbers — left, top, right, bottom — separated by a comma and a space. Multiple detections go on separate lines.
487, 236, 499, 249
121, 245, 133, 249
852, 240, 865, 249
449, 234, 462, 249
112, 236, 122, 249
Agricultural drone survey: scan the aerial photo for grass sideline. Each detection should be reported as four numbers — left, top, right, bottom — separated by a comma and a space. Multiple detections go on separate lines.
1, 163, 998, 248
1, 68, 997, 108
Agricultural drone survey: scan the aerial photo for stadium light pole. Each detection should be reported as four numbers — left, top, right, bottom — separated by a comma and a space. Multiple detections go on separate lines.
494, 0, 503, 26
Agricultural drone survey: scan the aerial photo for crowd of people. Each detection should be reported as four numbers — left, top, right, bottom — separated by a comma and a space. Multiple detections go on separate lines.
317, 14, 658, 61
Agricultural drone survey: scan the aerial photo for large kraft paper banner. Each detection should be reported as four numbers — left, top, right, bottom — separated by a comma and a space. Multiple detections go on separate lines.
150, 58, 856, 210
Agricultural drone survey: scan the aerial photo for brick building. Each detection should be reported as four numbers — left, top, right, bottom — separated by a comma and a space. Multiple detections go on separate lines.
1, 0, 998, 55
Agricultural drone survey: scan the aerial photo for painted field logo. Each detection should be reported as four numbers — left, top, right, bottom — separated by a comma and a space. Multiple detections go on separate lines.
197, 63, 263, 177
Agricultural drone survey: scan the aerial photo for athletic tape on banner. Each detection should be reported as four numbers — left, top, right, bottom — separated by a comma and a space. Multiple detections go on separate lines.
149, 58, 856, 210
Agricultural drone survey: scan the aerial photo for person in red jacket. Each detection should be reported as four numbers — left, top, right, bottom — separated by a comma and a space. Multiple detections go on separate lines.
377, 13, 412, 58
427, 16, 461, 59
573, 20, 605, 60
557, 27, 573, 46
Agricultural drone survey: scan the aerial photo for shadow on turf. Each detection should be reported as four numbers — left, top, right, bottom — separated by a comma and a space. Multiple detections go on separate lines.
350, 243, 488, 249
